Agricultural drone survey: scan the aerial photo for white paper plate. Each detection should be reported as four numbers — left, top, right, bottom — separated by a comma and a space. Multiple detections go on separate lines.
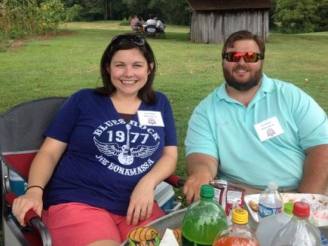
244, 193, 328, 227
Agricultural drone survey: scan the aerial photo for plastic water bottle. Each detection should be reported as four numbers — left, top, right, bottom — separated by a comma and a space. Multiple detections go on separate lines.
271, 201, 321, 246
182, 184, 228, 246
212, 207, 259, 246
255, 201, 293, 246
258, 182, 282, 220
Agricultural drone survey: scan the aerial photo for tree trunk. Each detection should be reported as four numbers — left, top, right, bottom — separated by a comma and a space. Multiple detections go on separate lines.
104, 0, 111, 20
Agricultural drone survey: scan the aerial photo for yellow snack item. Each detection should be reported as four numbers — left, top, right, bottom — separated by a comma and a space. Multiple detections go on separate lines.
128, 226, 160, 246
173, 228, 182, 244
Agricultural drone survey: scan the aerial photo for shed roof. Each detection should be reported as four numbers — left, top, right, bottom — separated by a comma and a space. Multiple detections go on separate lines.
187, 0, 271, 11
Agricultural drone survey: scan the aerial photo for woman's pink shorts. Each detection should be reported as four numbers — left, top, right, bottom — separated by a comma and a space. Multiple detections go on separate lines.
42, 202, 164, 246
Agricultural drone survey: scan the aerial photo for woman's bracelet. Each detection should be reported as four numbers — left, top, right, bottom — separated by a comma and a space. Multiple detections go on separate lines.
25, 185, 44, 192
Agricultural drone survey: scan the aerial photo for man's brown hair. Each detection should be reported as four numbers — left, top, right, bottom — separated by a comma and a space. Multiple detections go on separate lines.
222, 30, 265, 57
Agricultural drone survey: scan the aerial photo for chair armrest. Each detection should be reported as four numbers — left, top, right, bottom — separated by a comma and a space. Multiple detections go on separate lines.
5, 192, 53, 246
165, 175, 185, 188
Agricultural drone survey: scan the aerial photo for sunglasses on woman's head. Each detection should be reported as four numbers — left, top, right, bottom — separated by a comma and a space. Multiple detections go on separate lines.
111, 34, 145, 47
222, 52, 264, 63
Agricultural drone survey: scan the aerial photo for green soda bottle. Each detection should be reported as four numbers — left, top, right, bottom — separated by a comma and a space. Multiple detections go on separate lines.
182, 184, 228, 246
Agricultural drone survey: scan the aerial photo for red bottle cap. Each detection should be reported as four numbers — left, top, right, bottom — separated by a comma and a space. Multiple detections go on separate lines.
293, 201, 310, 218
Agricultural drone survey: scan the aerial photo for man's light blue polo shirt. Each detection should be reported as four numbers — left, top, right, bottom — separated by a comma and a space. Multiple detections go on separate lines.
185, 74, 328, 189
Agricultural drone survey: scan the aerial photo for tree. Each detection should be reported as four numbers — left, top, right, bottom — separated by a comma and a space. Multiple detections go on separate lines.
160, 0, 191, 25
1, 0, 66, 38
63, 0, 128, 20
61, 0, 191, 24
274, 0, 319, 33
269, 0, 277, 29
315, 0, 328, 31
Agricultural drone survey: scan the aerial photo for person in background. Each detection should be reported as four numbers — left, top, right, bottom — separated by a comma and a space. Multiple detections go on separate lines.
155, 18, 165, 33
143, 16, 159, 36
144, 15, 157, 27
183, 30, 328, 203
130, 15, 142, 32
12, 33, 178, 246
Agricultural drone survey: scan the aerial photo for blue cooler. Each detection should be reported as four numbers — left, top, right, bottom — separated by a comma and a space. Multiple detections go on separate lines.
9, 170, 27, 196
322, 230, 328, 246
155, 182, 181, 213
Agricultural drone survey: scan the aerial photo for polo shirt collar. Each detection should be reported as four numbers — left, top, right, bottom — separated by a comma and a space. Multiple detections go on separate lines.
216, 73, 274, 104
261, 74, 274, 93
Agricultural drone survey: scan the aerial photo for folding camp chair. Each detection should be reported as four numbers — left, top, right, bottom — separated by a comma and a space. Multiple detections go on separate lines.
1, 97, 66, 246
0, 97, 183, 246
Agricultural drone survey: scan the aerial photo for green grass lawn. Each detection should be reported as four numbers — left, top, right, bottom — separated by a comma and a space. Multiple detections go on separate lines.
0, 21, 328, 176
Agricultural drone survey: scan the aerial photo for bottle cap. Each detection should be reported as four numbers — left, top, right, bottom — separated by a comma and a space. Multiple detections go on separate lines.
283, 201, 293, 215
268, 181, 278, 191
232, 208, 248, 224
293, 201, 310, 218
200, 184, 214, 199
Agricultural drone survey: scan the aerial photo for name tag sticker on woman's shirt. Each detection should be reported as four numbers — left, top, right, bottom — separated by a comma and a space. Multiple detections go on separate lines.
137, 110, 164, 127
254, 116, 284, 142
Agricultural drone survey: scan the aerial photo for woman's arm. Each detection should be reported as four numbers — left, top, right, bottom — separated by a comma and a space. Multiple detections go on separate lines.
127, 146, 177, 225
138, 146, 177, 188
28, 137, 67, 188
12, 137, 67, 226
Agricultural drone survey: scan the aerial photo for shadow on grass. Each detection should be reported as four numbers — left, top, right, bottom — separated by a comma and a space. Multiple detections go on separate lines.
0, 30, 76, 52
146, 32, 190, 43
1, 27, 191, 53
0, 37, 12, 52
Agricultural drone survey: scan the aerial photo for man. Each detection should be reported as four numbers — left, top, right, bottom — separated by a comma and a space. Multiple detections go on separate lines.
183, 30, 328, 203
144, 16, 157, 29
155, 19, 165, 33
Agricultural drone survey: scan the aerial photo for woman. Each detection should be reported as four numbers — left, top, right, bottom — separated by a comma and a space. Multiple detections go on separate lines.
12, 33, 178, 246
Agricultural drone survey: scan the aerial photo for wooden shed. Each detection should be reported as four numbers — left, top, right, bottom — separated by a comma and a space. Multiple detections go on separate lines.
187, 0, 271, 43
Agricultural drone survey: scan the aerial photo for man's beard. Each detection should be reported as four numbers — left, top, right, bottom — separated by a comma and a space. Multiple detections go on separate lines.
223, 65, 262, 91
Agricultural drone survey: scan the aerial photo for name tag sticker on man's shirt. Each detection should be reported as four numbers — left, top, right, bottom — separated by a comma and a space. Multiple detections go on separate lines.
137, 110, 164, 127
254, 116, 284, 142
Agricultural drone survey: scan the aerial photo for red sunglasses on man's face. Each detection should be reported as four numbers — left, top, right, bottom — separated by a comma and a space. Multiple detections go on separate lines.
222, 51, 264, 63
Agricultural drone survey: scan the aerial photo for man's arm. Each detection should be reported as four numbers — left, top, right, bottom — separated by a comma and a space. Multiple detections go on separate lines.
183, 153, 218, 203
298, 144, 328, 194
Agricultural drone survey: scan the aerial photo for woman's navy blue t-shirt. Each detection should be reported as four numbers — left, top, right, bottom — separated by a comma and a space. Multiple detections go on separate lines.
43, 89, 177, 215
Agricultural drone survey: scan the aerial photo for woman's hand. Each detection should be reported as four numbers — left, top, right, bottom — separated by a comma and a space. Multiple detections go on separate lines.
127, 178, 155, 225
11, 137, 66, 226
12, 188, 43, 226
126, 146, 177, 225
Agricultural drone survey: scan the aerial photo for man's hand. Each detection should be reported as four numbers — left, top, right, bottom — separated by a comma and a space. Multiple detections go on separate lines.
183, 153, 218, 204
183, 173, 212, 204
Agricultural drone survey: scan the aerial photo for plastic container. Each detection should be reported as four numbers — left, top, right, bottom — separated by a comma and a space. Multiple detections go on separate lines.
258, 182, 283, 220
271, 201, 321, 246
182, 184, 228, 246
321, 231, 328, 246
212, 207, 259, 246
255, 201, 293, 246
154, 182, 181, 213
9, 170, 27, 196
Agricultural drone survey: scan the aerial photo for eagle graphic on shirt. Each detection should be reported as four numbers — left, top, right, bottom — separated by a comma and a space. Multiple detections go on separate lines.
93, 136, 160, 166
